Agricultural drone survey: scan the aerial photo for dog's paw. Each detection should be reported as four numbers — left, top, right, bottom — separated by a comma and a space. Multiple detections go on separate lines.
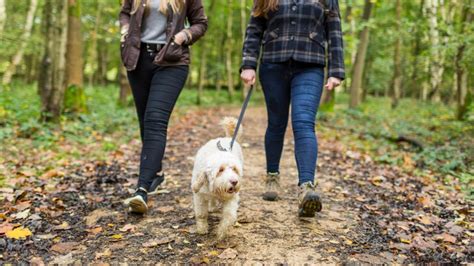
216, 225, 228, 240
196, 222, 208, 235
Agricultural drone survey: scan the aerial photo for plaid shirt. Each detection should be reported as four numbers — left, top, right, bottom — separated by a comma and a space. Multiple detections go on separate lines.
241, 0, 345, 80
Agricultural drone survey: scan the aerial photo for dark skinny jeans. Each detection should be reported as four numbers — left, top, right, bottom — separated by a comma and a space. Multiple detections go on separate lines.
259, 60, 324, 185
127, 45, 189, 190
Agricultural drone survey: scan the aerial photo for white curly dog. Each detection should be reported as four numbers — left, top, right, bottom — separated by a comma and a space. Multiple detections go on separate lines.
191, 117, 243, 240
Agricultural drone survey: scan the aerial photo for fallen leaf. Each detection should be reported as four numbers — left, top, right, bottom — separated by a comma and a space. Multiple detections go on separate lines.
370, 176, 386, 186
95, 248, 112, 259
51, 242, 79, 254
417, 196, 433, 208
14, 209, 30, 220
435, 233, 456, 244
40, 169, 64, 179
30, 256, 44, 266
36, 234, 56, 240
84, 209, 118, 227
0, 222, 14, 234
157, 206, 174, 213
209, 250, 219, 256
412, 236, 437, 250
119, 224, 136, 232
87, 227, 103, 235
111, 234, 123, 240
417, 215, 432, 225
190, 256, 210, 264
142, 237, 173, 248
6, 226, 32, 239
54, 222, 71, 230
49, 253, 75, 265
218, 248, 238, 259
447, 225, 464, 236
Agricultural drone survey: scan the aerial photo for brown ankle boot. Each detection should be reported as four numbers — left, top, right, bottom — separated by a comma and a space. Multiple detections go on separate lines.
298, 182, 322, 217
262, 172, 281, 201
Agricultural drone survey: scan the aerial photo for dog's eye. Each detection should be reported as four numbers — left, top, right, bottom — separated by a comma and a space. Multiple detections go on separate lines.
218, 167, 225, 173
232, 166, 239, 174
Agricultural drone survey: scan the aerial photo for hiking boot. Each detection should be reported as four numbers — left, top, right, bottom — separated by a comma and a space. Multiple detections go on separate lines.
124, 187, 148, 214
298, 182, 322, 217
262, 172, 281, 201
148, 173, 165, 195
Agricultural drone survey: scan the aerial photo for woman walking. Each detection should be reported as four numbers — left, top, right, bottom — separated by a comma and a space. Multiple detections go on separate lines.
240, 0, 345, 217
119, 0, 207, 214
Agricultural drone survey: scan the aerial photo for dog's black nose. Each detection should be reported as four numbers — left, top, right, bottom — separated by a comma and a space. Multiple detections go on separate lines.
230, 180, 238, 186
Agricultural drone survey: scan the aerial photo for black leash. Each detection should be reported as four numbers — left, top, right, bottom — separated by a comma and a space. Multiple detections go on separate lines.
230, 85, 254, 151
217, 85, 254, 152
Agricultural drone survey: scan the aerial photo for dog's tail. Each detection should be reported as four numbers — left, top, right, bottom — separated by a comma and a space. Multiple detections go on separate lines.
221, 117, 242, 140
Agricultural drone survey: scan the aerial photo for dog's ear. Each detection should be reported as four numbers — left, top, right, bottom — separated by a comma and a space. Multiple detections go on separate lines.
192, 171, 208, 193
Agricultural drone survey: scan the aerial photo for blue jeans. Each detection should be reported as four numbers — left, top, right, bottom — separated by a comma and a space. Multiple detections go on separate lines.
259, 60, 324, 185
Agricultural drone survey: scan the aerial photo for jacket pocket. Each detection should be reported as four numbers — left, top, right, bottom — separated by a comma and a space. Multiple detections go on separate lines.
309, 31, 325, 48
120, 41, 129, 66
163, 41, 184, 62
262, 28, 279, 45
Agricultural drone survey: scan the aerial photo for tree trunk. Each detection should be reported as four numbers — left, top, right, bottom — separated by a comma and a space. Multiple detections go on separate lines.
240, 0, 250, 100
391, 0, 402, 108
87, 1, 101, 86
426, 0, 453, 102
349, 0, 373, 108
118, 65, 131, 106
64, 0, 86, 114
225, 0, 235, 99
411, 0, 424, 99
196, 0, 216, 105
38, 0, 69, 122
0, 0, 5, 38
455, 5, 472, 120
2, 0, 38, 85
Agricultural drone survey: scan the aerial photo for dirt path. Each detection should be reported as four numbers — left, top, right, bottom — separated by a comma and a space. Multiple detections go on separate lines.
1, 107, 471, 264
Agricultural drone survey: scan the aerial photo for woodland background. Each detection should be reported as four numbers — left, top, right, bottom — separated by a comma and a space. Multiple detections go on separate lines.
0, 0, 473, 264
0, 0, 472, 193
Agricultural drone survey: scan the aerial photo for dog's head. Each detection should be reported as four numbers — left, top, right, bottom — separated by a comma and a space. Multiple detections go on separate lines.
207, 161, 242, 199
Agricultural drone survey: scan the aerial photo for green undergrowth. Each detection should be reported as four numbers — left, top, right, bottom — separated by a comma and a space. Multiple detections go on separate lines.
0, 83, 262, 185
318, 94, 474, 198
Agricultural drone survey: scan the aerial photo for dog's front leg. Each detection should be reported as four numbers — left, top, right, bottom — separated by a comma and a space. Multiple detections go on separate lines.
217, 195, 239, 240
193, 193, 209, 234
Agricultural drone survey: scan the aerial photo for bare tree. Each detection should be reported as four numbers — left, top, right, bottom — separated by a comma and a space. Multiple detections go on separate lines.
2, 0, 38, 85
65, 0, 86, 113
225, 0, 235, 98
118, 66, 131, 106
455, 4, 473, 120
349, 0, 373, 108
38, 0, 69, 122
391, 0, 402, 108
0, 0, 5, 38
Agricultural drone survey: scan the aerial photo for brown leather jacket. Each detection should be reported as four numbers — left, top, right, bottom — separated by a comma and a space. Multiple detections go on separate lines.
119, 0, 208, 71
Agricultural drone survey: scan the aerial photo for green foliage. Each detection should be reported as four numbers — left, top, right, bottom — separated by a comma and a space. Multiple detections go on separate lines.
319, 94, 474, 196
64, 85, 88, 114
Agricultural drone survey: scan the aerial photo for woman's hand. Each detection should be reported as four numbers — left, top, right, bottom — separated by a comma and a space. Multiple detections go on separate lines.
325, 77, 342, 91
173, 31, 188, 45
241, 69, 256, 86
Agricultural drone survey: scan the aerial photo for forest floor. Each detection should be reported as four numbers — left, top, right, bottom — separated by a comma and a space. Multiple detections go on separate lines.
1, 106, 472, 264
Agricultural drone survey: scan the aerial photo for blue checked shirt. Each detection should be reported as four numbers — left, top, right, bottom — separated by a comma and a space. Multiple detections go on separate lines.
241, 0, 345, 80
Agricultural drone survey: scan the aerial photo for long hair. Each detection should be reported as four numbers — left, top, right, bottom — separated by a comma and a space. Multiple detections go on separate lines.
130, 0, 185, 15
253, 0, 279, 17
252, 0, 339, 17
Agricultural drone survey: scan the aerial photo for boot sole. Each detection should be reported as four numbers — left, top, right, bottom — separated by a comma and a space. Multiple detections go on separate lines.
262, 192, 279, 201
125, 196, 148, 214
298, 193, 322, 218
